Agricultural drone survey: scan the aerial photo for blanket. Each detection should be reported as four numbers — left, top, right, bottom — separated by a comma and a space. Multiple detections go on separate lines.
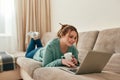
0, 51, 16, 72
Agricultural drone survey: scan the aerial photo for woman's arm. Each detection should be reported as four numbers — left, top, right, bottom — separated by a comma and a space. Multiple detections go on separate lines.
42, 45, 63, 67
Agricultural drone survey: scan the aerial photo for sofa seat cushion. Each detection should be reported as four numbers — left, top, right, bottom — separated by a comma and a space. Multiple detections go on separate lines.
82, 71, 120, 80
33, 67, 94, 80
17, 57, 42, 77
33, 67, 120, 80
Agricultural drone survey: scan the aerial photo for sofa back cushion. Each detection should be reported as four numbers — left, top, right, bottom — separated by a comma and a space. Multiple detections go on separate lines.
77, 31, 99, 51
93, 28, 120, 53
77, 31, 99, 62
103, 53, 120, 73
41, 32, 57, 46
93, 28, 120, 73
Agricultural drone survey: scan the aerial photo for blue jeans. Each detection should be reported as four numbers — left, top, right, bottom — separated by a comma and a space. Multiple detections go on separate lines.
25, 38, 43, 58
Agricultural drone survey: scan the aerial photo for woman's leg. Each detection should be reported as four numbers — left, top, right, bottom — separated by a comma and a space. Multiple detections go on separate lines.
25, 38, 36, 58
35, 39, 43, 48
25, 38, 43, 58
25, 32, 42, 58
25, 48, 39, 58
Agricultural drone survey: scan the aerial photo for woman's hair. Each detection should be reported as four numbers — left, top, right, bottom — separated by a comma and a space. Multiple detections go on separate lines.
57, 23, 79, 45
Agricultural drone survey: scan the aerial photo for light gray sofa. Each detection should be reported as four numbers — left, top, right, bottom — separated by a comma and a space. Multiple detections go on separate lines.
17, 28, 120, 80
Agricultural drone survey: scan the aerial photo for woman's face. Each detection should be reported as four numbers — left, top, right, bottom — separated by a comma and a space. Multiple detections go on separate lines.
61, 30, 77, 46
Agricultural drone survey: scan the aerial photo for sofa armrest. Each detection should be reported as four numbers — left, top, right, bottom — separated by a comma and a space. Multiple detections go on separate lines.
17, 57, 42, 77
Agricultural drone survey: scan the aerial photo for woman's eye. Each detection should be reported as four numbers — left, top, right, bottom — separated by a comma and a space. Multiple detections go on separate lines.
74, 37, 77, 40
69, 36, 77, 40
69, 36, 73, 38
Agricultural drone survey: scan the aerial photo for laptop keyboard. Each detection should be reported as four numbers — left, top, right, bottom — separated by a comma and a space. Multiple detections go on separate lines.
68, 68, 77, 72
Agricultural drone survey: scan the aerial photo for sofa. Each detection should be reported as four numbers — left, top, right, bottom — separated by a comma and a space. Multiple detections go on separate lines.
17, 27, 120, 80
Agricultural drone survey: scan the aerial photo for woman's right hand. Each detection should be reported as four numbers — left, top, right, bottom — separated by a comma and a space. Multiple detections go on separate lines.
61, 59, 76, 67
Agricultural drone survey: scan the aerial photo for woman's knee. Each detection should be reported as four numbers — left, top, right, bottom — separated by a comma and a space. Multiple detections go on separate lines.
25, 53, 33, 58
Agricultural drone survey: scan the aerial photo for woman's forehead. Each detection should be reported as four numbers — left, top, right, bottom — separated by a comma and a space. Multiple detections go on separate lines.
67, 30, 77, 36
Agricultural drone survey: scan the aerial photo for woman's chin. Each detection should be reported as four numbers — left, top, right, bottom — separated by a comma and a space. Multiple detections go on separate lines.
67, 44, 73, 47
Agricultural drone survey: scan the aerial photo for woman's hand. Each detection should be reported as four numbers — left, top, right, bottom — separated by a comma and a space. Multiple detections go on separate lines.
71, 56, 78, 65
62, 59, 76, 67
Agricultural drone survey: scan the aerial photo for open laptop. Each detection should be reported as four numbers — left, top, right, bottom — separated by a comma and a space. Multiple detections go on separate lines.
59, 50, 113, 74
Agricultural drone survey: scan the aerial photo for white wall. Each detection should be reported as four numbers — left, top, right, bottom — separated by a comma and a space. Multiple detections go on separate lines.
0, 35, 17, 53
51, 0, 120, 32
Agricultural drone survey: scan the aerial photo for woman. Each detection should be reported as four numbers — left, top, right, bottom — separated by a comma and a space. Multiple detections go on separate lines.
25, 24, 79, 67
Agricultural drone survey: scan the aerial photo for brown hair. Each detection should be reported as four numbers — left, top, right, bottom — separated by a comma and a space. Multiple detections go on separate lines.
57, 23, 79, 45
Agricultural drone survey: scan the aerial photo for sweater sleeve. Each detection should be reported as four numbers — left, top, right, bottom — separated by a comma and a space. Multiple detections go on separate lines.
72, 46, 80, 65
42, 45, 63, 67
73, 47, 79, 60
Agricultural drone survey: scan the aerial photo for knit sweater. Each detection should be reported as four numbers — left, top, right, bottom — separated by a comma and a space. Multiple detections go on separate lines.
33, 38, 79, 67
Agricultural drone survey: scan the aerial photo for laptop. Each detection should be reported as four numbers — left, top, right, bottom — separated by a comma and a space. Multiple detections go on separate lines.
59, 50, 113, 74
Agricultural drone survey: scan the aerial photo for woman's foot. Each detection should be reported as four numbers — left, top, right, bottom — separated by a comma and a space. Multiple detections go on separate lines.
27, 32, 40, 40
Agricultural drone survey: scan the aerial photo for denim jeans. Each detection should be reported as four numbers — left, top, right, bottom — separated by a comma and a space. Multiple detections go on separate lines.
25, 38, 43, 58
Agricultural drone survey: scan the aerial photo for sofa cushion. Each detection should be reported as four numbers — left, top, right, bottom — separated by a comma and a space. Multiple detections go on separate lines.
17, 57, 42, 77
93, 28, 120, 73
41, 32, 57, 46
77, 31, 99, 51
78, 49, 89, 63
33, 67, 120, 80
93, 28, 120, 53
77, 31, 99, 63
103, 53, 120, 73
33, 67, 94, 80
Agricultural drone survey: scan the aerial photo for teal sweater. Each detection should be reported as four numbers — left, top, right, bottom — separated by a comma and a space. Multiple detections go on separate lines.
33, 38, 79, 67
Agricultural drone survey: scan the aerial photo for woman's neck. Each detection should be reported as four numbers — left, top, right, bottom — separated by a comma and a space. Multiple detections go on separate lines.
60, 39, 68, 54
